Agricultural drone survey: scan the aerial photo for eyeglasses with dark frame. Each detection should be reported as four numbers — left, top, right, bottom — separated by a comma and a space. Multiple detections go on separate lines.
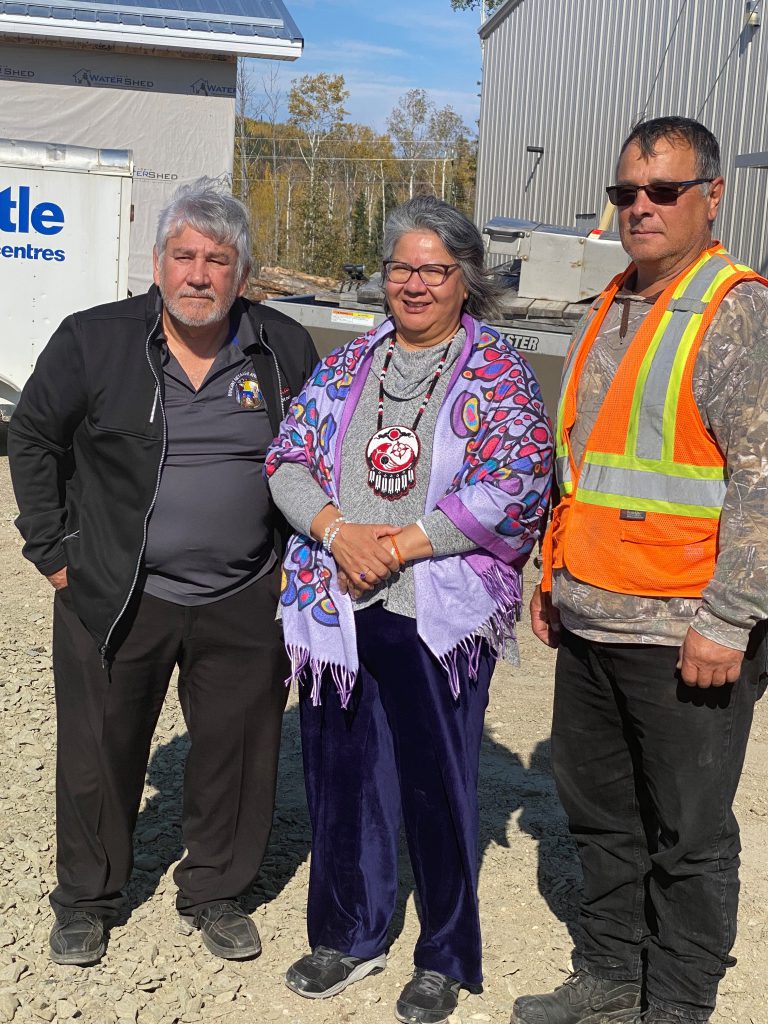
383, 260, 460, 287
605, 178, 714, 208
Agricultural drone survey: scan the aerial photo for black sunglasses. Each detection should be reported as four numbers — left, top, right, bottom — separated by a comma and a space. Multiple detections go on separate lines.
605, 178, 714, 208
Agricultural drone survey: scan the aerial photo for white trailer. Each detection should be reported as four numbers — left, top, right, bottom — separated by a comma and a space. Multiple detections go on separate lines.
0, 138, 133, 421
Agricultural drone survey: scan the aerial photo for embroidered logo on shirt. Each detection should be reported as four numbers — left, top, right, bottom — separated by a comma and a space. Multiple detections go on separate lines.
228, 371, 264, 410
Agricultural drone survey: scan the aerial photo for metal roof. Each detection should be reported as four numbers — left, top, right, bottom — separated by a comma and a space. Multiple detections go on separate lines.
0, 0, 303, 58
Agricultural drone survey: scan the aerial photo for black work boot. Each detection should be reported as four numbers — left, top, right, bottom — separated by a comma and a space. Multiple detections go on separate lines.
596, 1009, 707, 1023
395, 968, 462, 1024
49, 911, 106, 966
179, 901, 261, 960
511, 968, 642, 1023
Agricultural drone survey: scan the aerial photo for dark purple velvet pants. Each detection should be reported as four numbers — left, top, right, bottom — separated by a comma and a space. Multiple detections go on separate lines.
299, 602, 495, 987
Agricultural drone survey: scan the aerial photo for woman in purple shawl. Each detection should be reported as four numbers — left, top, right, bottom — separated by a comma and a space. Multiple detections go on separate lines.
266, 196, 553, 1024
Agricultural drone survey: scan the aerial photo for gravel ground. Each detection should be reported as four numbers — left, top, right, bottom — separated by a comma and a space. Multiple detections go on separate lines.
1, 454, 766, 1024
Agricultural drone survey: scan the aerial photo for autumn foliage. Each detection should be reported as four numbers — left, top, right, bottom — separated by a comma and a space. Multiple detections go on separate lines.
234, 71, 477, 280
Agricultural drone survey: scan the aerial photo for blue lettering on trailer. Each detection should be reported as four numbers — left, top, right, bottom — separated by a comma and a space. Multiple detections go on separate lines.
0, 186, 66, 261
0, 186, 65, 235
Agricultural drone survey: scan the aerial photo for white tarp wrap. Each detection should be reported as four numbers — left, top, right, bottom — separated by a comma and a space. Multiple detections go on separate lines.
0, 44, 235, 295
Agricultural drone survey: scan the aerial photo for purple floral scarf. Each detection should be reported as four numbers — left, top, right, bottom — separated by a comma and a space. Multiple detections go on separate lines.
265, 313, 553, 705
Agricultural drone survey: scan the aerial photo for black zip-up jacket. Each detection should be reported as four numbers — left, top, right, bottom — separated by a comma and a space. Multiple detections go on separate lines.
8, 286, 318, 656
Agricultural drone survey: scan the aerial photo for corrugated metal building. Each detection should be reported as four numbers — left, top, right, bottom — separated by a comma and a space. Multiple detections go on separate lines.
475, 0, 768, 274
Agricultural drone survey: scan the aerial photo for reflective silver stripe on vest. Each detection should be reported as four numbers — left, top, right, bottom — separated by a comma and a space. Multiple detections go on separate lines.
580, 460, 727, 507
556, 454, 571, 490
634, 254, 733, 461
555, 301, 605, 489
557, 310, 594, 426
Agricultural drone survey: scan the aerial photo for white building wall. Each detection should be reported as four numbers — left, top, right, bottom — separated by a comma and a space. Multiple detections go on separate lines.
476, 0, 768, 273
0, 43, 236, 293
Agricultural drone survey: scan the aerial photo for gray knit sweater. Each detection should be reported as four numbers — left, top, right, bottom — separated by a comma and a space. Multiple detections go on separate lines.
268, 328, 476, 618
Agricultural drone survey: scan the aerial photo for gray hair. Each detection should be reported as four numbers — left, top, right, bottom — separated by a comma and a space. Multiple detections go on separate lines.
156, 177, 251, 279
382, 195, 503, 321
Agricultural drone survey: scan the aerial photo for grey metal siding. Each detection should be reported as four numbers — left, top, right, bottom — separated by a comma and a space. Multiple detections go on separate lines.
476, 0, 768, 274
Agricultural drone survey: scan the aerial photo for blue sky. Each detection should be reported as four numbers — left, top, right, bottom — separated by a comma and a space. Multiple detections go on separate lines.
244, 0, 484, 133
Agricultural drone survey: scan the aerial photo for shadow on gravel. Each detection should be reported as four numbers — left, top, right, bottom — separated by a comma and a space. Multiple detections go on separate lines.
121, 706, 312, 923
120, 701, 580, 948
243, 703, 311, 915
120, 733, 189, 923
478, 734, 581, 942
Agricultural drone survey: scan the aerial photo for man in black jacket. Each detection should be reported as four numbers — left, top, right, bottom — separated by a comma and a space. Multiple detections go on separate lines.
8, 178, 318, 967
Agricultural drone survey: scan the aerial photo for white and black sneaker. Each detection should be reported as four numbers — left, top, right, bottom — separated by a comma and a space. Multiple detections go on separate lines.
285, 945, 386, 998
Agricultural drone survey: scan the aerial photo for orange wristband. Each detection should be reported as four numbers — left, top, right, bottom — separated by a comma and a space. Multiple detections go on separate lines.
390, 536, 406, 567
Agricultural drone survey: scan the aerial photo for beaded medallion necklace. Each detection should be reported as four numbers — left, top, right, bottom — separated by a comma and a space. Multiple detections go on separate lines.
365, 334, 450, 500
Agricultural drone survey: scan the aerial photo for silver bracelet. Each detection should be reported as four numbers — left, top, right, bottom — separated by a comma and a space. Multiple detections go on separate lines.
322, 513, 344, 553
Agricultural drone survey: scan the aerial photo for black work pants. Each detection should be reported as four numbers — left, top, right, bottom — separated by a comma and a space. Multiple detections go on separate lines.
552, 627, 766, 1020
50, 566, 289, 919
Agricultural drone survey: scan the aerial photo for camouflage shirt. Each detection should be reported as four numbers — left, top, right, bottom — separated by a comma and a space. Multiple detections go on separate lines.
552, 277, 768, 649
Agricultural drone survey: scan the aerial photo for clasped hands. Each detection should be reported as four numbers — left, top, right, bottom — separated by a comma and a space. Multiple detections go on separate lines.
310, 504, 434, 601
331, 521, 403, 600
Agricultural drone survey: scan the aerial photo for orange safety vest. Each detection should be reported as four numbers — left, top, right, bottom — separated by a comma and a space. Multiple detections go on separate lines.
542, 244, 767, 598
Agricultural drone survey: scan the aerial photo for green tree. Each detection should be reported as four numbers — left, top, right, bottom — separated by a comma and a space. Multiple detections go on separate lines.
350, 192, 368, 267
288, 72, 349, 271
449, 131, 478, 214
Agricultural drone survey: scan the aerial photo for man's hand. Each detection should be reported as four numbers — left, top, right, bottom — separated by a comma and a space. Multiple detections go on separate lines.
677, 627, 744, 688
530, 584, 561, 648
46, 567, 68, 591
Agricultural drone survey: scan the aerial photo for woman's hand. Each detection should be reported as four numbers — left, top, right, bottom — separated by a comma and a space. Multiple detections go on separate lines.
337, 569, 364, 600
309, 507, 435, 598
337, 523, 435, 600
330, 522, 402, 592
391, 523, 433, 562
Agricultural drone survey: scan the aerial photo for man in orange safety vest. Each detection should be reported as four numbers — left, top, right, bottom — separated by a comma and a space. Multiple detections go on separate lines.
511, 117, 768, 1024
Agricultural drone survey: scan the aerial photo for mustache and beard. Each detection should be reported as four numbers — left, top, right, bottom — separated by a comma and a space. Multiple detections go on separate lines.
159, 278, 243, 328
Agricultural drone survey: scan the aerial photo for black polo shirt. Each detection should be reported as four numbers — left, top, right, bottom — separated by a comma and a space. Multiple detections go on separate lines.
143, 335, 276, 605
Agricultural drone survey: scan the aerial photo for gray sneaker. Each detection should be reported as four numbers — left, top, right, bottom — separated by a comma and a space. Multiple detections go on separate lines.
285, 945, 386, 998
49, 911, 106, 967
511, 969, 642, 1024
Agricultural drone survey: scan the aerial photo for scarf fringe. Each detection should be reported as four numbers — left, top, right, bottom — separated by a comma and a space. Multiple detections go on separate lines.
286, 643, 358, 708
437, 564, 522, 697
288, 561, 522, 706
480, 561, 523, 619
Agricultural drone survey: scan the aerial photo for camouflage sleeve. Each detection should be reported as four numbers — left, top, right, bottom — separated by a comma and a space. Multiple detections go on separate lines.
692, 280, 768, 650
